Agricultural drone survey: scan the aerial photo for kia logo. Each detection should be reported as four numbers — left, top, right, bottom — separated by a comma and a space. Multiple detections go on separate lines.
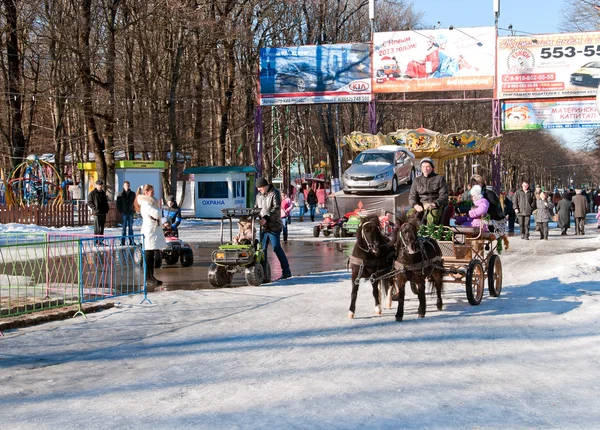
349, 80, 370, 92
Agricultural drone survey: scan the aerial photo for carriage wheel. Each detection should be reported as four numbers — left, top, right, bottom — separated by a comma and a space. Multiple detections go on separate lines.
465, 259, 484, 305
487, 254, 502, 297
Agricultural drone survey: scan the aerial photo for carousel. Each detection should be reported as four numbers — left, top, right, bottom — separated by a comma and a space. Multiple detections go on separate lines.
2, 154, 63, 206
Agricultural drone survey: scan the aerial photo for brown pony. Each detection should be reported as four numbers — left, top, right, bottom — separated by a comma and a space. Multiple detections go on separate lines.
348, 214, 395, 319
392, 213, 444, 322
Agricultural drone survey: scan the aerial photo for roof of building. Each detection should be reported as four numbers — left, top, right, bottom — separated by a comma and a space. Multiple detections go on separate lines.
183, 165, 257, 175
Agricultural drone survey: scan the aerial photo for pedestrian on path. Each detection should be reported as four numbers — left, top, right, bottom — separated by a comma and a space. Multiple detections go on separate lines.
137, 184, 166, 286
556, 192, 574, 236
116, 181, 136, 245
572, 189, 589, 235
534, 191, 554, 240
513, 180, 535, 240
88, 179, 109, 243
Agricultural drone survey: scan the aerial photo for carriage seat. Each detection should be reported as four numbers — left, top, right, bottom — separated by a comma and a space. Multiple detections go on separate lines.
449, 226, 497, 241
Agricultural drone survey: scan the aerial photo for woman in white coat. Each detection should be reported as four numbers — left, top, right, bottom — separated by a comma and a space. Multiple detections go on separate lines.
136, 184, 166, 286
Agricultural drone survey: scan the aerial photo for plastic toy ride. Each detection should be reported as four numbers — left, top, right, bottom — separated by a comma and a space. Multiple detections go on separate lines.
160, 226, 194, 268
208, 208, 271, 287
313, 213, 348, 238
340, 212, 363, 237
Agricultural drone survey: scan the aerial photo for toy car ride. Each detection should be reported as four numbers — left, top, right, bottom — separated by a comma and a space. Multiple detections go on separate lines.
313, 213, 348, 238
208, 208, 271, 287
159, 219, 194, 268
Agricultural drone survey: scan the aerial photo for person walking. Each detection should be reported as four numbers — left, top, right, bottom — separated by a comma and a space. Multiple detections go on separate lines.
534, 191, 554, 240
136, 184, 166, 286
297, 187, 306, 222
572, 188, 589, 235
280, 192, 294, 243
502, 190, 516, 233
408, 157, 449, 225
116, 181, 136, 245
87, 179, 109, 243
307, 188, 318, 222
513, 180, 535, 240
556, 192, 574, 235
255, 177, 292, 281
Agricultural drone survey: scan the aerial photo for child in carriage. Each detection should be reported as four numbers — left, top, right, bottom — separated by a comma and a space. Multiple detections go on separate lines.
232, 216, 254, 245
454, 184, 489, 231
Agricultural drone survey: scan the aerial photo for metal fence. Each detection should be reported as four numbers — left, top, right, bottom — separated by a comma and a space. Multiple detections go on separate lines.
0, 233, 147, 322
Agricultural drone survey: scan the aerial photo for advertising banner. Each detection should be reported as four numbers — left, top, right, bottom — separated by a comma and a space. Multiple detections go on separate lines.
259, 43, 372, 106
372, 27, 496, 93
497, 31, 600, 99
502, 98, 600, 130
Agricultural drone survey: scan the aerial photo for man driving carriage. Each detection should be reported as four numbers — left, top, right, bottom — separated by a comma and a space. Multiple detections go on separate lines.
408, 157, 448, 225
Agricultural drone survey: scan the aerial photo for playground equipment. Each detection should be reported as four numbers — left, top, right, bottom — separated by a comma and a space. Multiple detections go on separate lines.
2, 155, 63, 206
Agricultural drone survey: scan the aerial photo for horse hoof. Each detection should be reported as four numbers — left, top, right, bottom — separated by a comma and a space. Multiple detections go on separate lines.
374, 305, 382, 316
395, 316, 403, 322
418, 314, 425, 318
437, 303, 443, 311
348, 311, 355, 319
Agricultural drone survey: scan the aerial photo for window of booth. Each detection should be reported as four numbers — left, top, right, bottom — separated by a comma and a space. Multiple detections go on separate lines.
233, 180, 245, 198
198, 181, 228, 199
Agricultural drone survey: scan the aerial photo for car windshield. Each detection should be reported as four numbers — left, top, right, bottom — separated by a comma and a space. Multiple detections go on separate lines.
582, 62, 600, 68
354, 152, 394, 164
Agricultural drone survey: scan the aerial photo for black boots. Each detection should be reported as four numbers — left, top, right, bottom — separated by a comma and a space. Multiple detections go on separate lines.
145, 250, 163, 286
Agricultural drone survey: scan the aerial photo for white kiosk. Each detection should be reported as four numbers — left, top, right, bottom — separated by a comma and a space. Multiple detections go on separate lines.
114, 160, 166, 202
183, 165, 256, 218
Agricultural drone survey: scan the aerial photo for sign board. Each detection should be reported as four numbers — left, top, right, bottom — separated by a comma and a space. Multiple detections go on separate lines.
502, 98, 600, 130
259, 43, 372, 105
372, 27, 496, 93
497, 31, 600, 99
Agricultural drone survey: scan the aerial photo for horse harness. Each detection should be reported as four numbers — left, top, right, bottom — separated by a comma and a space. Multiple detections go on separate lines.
393, 237, 443, 276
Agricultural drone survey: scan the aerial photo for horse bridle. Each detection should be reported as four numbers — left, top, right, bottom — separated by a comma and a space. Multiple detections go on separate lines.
357, 220, 379, 254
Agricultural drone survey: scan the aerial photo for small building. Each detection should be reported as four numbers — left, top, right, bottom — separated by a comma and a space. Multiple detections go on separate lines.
183, 166, 257, 218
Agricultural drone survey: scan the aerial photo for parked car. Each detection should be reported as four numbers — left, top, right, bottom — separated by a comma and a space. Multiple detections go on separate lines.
570, 61, 600, 87
342, 145, 416, 195
274, 62, 336, 92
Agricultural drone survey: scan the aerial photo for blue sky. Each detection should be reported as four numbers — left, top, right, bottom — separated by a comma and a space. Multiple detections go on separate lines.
411, 0, 591, 149
415, 0, 565, 35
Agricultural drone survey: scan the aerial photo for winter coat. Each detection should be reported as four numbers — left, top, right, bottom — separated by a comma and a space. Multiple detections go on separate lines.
163, 204, 182, 228
87, 189, 109, 215
502, 195, 515, 216
455, 196, 489, 230
297, 191, 305, 207
556, 198, 573, 228
137, 194, 167, 250
255, 184, 283, 232
116, 189, 136, 215
307, 190, 318, 205
534, 199, 554, 223
483, 188, 505, 220
409, 172, 449, 209
280, 197, 294, 218
572, 194, 588, 218
513, 189, 535, 216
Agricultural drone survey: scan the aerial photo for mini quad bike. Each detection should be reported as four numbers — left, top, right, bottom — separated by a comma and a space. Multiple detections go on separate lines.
160, 226, 194, 268
313, 213, 348, 238
340, 211, 363, 237
207, 208, 271, 287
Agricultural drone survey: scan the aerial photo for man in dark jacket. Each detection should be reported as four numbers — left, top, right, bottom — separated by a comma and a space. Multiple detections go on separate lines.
255, 177, 291, 281
88, 179, 109, 243
572, 189, 589, 235
513, 180, 535, 240
116, 181, 136, 245
408, 157, 448, 225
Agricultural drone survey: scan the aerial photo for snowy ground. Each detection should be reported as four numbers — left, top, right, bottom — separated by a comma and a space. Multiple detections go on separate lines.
1, 215, 600, 429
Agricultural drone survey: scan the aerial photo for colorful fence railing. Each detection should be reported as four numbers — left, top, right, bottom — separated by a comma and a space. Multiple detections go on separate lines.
0, 202, 120, 228
0, 233, 147, 325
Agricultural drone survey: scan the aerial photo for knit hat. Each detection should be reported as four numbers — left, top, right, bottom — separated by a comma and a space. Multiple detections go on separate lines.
167, 195, 175, 203
470, 184, 482, 199
95, 179, 104, 185
256, 177, 269, 188
420, 157, 434, 168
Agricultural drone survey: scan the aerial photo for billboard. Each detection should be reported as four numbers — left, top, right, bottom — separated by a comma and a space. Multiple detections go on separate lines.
497, 31, 600, 99
259, 43, 372, 106
502, 98, 600, 130
372, 27, 496, 93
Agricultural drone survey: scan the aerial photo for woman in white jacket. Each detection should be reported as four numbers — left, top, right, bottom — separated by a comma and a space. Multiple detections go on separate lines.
136, 184, 166, 286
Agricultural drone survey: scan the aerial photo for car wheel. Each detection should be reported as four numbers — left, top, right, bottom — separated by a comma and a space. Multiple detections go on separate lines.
407, 168, 415, 185
296, 77, 306, 92
390, 176, 398, 195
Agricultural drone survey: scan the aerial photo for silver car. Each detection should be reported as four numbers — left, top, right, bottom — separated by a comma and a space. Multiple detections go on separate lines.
342, 145, 416, 194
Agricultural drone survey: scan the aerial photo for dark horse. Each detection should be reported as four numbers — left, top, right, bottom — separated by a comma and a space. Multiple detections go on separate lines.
392, 213, 444, 322
348, 214, 395, 319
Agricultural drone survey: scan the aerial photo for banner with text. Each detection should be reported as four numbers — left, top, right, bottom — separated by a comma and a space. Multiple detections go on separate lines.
502, 98, 599, 130
259, 43, 372, 106
372, 27, 496, 93
498, 31, 600, 99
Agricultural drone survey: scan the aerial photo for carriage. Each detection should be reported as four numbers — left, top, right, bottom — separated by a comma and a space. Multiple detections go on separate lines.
435, 223, 504, 305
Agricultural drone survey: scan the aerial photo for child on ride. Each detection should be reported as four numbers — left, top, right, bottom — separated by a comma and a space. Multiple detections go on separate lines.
454, 184, 489, 231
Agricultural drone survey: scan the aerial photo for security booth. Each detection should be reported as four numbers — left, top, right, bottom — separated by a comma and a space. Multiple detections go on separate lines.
183, 165, 257, 218
114, 160, 166, 202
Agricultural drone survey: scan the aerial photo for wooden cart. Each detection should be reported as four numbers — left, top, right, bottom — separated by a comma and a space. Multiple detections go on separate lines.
437, 225, 504, 305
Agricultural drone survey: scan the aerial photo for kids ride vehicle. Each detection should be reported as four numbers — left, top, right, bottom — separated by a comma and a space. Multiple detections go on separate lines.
340, 211, 363, 237
208, 208, 271, 287
160, 223, 194, 268
313, 213, 348, 238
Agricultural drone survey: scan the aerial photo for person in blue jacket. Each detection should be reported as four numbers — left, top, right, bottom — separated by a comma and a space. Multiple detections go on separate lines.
163, 195, 182, 236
